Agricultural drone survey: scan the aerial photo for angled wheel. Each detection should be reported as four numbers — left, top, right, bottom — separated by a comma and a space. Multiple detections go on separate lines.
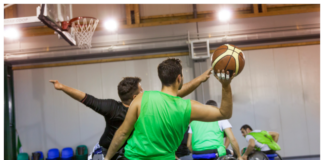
218, 155, 237, 160
248, 151, 269, 160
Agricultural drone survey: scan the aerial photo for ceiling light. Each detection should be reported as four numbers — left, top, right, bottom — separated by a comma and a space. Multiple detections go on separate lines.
218, 9, 232, 22
4, 28, 20, 39
104, 19, 118, 32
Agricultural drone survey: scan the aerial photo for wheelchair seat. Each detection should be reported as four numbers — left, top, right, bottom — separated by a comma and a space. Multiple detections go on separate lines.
192, 153, 217, 159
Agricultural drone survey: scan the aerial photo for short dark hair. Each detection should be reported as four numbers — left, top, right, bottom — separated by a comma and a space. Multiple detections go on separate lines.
240, 124, 253, 131
206, 100, 218, 107
118, 77, 141, 105
158, 58, 182, 86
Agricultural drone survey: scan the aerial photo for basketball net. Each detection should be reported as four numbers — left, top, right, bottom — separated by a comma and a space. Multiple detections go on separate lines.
71, 17, 99, 49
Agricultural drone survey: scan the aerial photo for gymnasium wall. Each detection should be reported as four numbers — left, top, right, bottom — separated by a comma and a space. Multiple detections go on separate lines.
9, 5, 320, 158
13, 56, 195, 155
206, 44, 320, 157
13, 44, 320, 157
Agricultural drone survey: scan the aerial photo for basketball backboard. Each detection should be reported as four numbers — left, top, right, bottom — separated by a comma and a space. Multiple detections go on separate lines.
4, 4, 101, 48
4, 4, 76, 46
38, 4, 76, 46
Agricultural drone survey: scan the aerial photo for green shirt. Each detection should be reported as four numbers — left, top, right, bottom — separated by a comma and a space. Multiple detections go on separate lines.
124, 91, 192, 160
190, 121, 226, 157
248, 130, 281, 151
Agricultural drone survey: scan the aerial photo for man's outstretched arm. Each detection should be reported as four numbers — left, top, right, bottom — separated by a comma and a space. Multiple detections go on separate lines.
50, 80, 85, 101
50, 80, 118, 117
104, 93, 142, 160
177, 68, 212, 98
190, 70, 234, 122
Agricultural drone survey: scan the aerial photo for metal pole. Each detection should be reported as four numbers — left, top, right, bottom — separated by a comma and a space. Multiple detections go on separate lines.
193, 4, 197, 18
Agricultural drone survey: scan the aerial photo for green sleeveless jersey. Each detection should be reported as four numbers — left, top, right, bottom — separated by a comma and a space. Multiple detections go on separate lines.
190, 121, 226, 157
124, 91, 192, 160
248, 130, 281, 151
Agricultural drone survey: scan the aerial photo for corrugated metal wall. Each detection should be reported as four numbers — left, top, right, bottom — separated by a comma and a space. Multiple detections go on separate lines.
13, 55, 195, 155
206, 44, 320, 157
13, 45, 320, 157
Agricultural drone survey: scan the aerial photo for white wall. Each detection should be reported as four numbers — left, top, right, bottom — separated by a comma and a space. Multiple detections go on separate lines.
13, 45, 320, 157
206, 44, 320, 157
13, 55, 195, 156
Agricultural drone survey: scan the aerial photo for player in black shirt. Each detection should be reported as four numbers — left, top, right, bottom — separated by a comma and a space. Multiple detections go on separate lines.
50, 68, 212, 159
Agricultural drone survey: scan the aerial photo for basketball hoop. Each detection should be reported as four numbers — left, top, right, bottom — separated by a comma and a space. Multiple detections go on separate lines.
61, 17, 99, 49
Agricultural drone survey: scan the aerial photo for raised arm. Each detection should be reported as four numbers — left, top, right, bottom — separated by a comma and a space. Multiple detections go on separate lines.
50, 80, 85, 101
105, 93, 142, 160
50, 80, 117, 117
224, 128, 242, 160
269, 131, 279, 143
190, 70, 234, 122
177, 68, 212, 98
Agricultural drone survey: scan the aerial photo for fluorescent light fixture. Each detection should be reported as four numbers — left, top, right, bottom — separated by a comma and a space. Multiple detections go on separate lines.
218, 9, 232, 22
104, 19, 118, 32
4, 28, 20, 39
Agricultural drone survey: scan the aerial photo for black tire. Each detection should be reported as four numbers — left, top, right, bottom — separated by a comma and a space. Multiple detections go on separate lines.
276, 153, 283, 160
218, 155, 237, 160
248, 151, 269, 160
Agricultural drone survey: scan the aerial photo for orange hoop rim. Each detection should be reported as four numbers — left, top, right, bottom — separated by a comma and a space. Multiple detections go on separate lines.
61, 16, 98, 31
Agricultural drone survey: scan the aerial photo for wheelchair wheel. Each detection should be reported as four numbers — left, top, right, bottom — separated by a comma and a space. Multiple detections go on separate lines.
248, 151, 269, 160
218, 155, 237, 160
276, 153, 283, 160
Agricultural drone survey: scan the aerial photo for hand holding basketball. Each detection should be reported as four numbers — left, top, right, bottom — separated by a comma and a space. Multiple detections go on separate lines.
214, 69, 235, 87
211, 44, 245, 77
49, 80, 64, 90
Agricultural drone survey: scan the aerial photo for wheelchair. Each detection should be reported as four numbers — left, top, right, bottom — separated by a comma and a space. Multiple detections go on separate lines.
247, 151, 282, 160
192, 149, 237, 160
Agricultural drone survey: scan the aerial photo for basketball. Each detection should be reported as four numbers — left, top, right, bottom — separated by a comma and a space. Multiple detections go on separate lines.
211, 44, 245, 77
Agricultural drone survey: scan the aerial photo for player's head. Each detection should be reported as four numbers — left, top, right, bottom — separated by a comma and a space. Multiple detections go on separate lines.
118, 77, 143, 105
240, 124, 253, 137
205, 100, 218, 107
158, 58, 183, 90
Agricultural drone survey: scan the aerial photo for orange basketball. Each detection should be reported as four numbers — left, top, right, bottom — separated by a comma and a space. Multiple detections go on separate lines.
211, 44, 245, 77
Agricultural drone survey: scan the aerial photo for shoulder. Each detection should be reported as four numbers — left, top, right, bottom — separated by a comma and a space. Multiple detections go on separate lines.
218, 119, 230, 125
219, 120, 231, 132
106, 99, 121, 106
252, 130, 262, 133
130, 92, 144, 107
245, 135, 254, 141
190, 100, 202, 107
134, 92, 144, 101
190, 100, 204, 113
219, 120, 232, 129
